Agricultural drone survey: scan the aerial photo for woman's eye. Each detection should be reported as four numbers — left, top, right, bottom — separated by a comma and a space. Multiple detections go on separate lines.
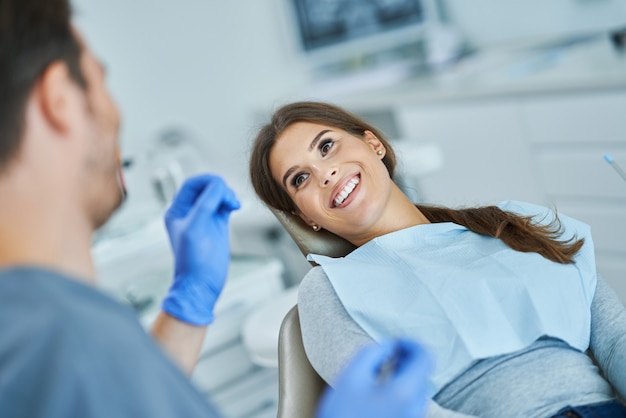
292, 173, 308, 188
320, 139, 334, 156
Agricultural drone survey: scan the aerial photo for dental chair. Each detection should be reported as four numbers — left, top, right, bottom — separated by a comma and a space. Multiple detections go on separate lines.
270, 208, 356, 262
271, 208, 355, 418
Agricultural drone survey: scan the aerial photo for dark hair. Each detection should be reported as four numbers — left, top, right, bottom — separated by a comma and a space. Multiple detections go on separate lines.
0, 0, 85, 172
250, 101, 583, 264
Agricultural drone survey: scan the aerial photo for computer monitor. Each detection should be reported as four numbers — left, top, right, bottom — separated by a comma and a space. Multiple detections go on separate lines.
288, 0, 435, 77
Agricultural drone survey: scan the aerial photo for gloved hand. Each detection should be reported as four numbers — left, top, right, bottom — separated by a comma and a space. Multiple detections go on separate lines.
161, 174, 241, 326
316, 339, 433, 418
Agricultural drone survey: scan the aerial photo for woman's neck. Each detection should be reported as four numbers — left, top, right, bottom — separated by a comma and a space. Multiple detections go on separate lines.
350, 185, 430, 247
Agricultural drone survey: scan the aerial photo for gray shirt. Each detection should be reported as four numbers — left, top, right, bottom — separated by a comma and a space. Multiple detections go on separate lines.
0, 267, 221, 418
299, 267, 626, 418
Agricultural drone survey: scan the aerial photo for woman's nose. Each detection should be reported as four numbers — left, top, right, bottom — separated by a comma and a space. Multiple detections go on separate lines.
321, 168, 337, 187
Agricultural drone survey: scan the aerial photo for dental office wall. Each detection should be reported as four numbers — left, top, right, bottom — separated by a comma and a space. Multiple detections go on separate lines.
73, 0, 626, 185
73, 0, 308, 201
76, 0, 626, 296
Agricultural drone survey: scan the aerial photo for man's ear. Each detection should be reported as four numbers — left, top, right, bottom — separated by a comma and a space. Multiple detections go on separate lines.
37, 61, 79, 134
363, 130, 386, 158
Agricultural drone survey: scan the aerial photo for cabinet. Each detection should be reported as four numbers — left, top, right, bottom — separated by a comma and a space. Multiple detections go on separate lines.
93, 217, 285, 418
520, 91, 626, 303
395, 98, 544, 207
394, 90, 626, 302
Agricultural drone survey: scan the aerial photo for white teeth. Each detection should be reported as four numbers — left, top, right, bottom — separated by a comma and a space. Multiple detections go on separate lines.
334, 177, 360, 207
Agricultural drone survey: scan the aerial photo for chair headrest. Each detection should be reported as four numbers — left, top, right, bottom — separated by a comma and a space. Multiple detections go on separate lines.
269, 207, 356, 265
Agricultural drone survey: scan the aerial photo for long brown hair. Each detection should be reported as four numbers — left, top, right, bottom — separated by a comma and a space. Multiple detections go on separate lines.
250, 101, 583, 264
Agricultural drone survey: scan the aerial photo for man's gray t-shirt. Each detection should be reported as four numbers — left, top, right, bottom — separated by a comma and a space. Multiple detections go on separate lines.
0, 267, 221, 418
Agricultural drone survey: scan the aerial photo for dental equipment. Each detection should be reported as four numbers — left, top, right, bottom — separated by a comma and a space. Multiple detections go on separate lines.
377, 345, 404, 384
604, 154, 626, 183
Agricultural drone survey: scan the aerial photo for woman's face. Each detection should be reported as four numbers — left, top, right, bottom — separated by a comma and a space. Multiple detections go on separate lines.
269, 121, 393, 243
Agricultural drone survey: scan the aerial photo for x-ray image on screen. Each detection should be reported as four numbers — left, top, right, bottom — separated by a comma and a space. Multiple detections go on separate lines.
293, 0, 424, 51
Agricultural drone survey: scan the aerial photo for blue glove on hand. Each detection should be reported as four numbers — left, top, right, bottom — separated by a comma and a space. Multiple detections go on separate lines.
316, 339, 433, 418
161, 174, 241, 326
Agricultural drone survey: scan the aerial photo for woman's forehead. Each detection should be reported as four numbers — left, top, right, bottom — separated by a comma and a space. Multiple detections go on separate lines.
272, 122, 324, 158
281, 121, 331, 139
269, 123, 322, 183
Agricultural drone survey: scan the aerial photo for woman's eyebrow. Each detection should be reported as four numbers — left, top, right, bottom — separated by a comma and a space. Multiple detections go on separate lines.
282, 165, 299, 189
282, 129, 333, 188
309, 129, 331, 151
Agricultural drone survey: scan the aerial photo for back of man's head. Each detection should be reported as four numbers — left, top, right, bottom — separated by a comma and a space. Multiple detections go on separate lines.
0, 0, 86, 173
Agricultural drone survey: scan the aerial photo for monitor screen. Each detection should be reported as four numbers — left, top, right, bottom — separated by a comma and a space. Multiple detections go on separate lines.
292, 0, 425, 52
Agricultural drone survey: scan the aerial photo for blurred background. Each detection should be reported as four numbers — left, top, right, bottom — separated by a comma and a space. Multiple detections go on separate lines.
80, 1, 626, 417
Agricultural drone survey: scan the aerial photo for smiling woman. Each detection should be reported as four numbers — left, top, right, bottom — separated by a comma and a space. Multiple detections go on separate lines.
250, 101, 583, 261
249, 101, 626, 418
265, 118, 416, 246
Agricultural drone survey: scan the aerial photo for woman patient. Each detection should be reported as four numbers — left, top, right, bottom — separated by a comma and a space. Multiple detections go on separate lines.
249, 101, 626, 418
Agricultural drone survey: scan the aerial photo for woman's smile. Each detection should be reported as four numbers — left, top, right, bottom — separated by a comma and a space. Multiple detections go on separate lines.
331, 174, 360, 208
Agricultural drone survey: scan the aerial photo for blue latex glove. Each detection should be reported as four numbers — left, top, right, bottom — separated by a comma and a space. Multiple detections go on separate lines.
161, 174, 241, 325
316, 339, 433, 418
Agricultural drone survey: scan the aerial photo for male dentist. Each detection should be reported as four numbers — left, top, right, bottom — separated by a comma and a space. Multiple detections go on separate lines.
0, 0, 431, 417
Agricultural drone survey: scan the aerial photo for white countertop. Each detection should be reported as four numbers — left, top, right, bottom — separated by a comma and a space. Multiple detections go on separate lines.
310, 35, 626, 109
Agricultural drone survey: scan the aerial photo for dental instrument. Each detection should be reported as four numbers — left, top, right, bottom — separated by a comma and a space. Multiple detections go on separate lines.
604, 154, 626, 183
377, 345, 404, 384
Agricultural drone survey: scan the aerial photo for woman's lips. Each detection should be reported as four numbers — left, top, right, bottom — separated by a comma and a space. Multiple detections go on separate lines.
331, 174, 360, 208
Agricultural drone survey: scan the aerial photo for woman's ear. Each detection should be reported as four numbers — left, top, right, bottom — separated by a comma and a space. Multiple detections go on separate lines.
363, 130, 385, 158
289, 207, 319, 230
297, 211, 317, 228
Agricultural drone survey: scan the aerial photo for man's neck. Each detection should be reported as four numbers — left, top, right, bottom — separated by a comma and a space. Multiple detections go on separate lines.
0, 189, 96, 284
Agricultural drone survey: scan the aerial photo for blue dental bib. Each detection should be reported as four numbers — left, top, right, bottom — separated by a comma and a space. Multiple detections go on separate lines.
308, 201, 596, 396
